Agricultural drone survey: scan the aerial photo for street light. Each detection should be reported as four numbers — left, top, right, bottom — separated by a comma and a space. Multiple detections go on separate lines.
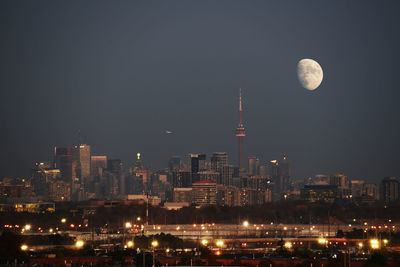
201, 239, 208, 246
151, 240, 158, 267
20, 244, 28, 251
61, 218, 67, 223
125, 222, 132, 228
127, 240, 134, 248
24, 224, 31, 231
284, 241, 292, 249
243, 221, 249, 227
216, 240, 224, 249
75, 240, 85, 249
318, 237, 328, 246
370, 239, 380, 249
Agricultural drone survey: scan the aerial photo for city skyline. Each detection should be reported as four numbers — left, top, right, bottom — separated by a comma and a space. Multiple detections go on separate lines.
1, 1, 400, 182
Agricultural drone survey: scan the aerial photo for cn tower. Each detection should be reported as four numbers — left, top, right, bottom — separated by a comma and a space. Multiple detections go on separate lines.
235, 88, 246, 172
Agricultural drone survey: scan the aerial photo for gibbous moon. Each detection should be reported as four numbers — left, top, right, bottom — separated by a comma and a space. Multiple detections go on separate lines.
297, 58, 323, 91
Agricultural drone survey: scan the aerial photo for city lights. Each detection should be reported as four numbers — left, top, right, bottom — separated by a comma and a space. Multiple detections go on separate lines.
243, 221, 249, 227
75, 240, 85, 248
24, 224, 31, 231
125, 222, 132, 228
318, 238, 328, 245
151, 240, 159, 248
20, 244, 28, 251
201, 239, 208, 246
370, 239, 380, 249
127, 241, 134, 248
61, 218, 66, 223
216, 240, 224, 248
284, 241, 292, 249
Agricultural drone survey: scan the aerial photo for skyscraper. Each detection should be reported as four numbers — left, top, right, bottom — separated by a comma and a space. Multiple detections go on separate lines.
380, 177, 399, 203
168, 156, 182, 171
235, 88, 246, 172
73, 144, 91, 183
189, 153, 206, 182
54, 147, 73, 181
210, 152, 228, 172
248, 156, 259, 176
91, 155, 107, 177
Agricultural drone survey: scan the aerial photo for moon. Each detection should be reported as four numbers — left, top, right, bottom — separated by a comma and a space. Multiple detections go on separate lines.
297, 58, 323, 91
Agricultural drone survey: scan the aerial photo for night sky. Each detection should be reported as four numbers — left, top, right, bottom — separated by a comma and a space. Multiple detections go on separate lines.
1, 1, 399, 182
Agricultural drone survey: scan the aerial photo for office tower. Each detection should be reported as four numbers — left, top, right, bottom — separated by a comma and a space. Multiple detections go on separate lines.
313, 174, 329, 185
362, 183, 379, 200
189, 153, 206, 182
268, 160, 279, 199
380, 177, 399, 203
235, 88, 246, 172
350, 180, 365, 198
248, 156, 259, 176
220, 164, 239, 186
73, 144, 91, 183
106, 159, 125, 196
168, 156, 181, 171
91, 156, 107, 177
211, 152, 228, 171
190, 154, 206, 173
54, 147, 73, 181
197, 170, 220, 183
278, 155, 291, 191
31, 162, 61, 198
173, 187, 193, 203
192, 181, 217, 206
330, 174, 350, 198
133, 152, 144, 172
259, 164, 267, 177
49, 180, 71, 201
172, 171, 192, 188
301, 185, 339, 203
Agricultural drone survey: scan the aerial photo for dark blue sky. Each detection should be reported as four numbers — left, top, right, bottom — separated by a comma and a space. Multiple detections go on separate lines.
1, 1, 399, 182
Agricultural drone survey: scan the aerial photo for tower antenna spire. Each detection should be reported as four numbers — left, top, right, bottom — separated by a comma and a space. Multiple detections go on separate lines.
239, 88, 243, 124
235, 88, 246, 172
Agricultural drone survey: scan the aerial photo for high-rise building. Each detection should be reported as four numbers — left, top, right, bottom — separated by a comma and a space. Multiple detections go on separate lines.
133, 152, 144, 172
380, 177, 399, 203
168, 156, 182, 171
54, 147, 73, 181
259, 164, 267, 177
192, 181, 217, 206
189, 154, 206, 182
173, 187, 192, 203
91, 156, 107, 177
197, 170, 220, 183
330, 174, 350, 198
362, 183, 379, 200
235, 88, 246, 172
268, 156, 291, 200
49, 180, 71, 201
106, 159, 125, 196
301, 185, 339, 203
211, 152, 228, 171
278, 155, 291, 192
220, 165, 239, 186
350, 180, 365, 198
73, 144, 91, 183
172, 171, 192, 188
248, 156, 259, 176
